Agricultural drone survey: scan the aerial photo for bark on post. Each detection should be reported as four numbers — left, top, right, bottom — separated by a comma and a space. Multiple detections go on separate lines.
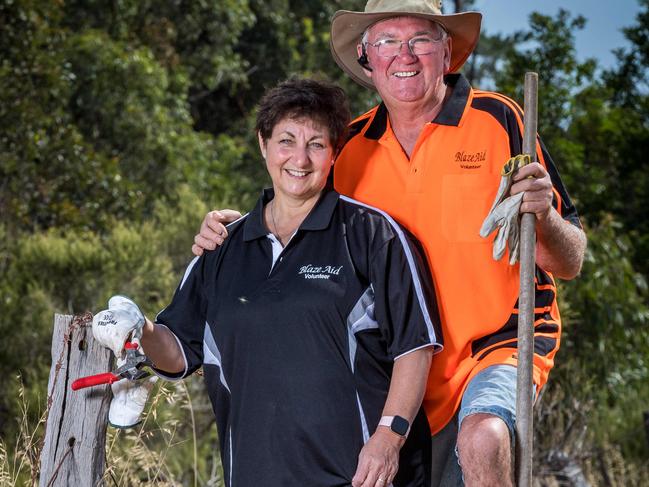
39, 313, 111, 487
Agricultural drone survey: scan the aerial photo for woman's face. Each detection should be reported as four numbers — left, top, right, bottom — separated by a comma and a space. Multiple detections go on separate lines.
259, 117, 334, 203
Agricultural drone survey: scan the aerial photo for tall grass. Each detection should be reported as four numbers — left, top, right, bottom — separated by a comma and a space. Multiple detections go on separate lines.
0, 376, 47, 486
0, 374, 223, 487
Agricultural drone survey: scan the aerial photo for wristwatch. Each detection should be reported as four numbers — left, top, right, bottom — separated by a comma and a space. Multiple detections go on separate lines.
378, 415, 410, 438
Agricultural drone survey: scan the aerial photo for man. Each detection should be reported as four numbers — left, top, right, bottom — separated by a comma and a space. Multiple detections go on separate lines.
193, 1, 587, 486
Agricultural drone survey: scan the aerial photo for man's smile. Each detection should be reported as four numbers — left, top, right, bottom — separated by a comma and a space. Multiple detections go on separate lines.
393, 70, 420, 78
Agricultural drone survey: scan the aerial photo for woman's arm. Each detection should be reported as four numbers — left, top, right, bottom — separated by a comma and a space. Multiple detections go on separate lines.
352, 347, 434, 487
140, 317, 186, 374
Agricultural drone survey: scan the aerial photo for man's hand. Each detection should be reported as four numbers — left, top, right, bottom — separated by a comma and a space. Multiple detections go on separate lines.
352, 428, 403, 487
510, 161, 586, 278
192, 209, 242, 256
92, 295, 145, 357
510, 162, 553, 221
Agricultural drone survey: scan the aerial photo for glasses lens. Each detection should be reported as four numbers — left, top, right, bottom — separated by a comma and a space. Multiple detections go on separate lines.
376, 39, 401, 57
409, 36, 435, 55
374, 31, 446, 57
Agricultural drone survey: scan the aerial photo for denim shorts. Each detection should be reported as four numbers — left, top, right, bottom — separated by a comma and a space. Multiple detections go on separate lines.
458, 363, 519, 436
430, 364, 533, 487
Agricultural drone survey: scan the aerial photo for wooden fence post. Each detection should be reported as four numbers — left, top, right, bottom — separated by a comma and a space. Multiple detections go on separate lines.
39, 313, 112, 487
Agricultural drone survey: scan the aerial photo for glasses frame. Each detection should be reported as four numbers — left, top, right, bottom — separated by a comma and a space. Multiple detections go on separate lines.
363, 29, 448, 59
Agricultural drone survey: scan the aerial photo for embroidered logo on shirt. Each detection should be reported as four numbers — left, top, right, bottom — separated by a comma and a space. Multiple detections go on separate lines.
455, 150, 487, 169
299, 264, 343, 280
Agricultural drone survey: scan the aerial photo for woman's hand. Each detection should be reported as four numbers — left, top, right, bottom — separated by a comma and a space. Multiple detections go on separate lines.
192, 209, 242, 256
352, 347, 433, 486
352, 428, 403, 487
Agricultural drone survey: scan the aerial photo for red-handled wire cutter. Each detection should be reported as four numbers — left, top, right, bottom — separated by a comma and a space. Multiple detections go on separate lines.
71, 341, 152, 391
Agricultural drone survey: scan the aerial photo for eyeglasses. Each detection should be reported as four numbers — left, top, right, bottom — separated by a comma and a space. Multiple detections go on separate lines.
365, 31, 447, 58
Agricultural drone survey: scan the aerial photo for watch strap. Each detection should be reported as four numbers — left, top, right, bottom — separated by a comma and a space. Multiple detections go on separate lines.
378, 415, 410, 437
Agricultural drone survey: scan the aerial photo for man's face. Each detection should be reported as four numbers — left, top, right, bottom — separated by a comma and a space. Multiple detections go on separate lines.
360, 16, 451, 107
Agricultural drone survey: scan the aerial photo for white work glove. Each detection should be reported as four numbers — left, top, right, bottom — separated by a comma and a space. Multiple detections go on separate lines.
480, 192, 524, 264
92, 295, 145, 358
480, 155, 531, 265
109, 361, 158, 429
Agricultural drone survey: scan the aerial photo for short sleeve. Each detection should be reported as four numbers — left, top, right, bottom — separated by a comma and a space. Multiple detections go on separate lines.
538, 138, 582, 229
153, 255, 208, 379
369, 222, 443, 360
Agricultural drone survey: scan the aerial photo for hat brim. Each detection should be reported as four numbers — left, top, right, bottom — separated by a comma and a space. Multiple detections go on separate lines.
330, 10, 482, 90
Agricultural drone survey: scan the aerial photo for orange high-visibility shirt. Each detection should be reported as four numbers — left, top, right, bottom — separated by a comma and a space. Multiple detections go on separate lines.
334, 74, 582, 434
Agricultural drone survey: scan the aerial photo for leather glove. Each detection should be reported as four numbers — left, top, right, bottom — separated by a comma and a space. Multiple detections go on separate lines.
480, 155, 531, 265
92, 295, 145, 358
108, 362, 158, 429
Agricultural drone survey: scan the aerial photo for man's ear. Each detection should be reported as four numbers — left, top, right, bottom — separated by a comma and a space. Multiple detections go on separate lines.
258, 132, 267, 159
443, 37, 452, 74
357, 44, 373, 75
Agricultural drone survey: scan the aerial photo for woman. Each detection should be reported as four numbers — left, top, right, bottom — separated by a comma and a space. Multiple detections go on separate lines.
95, 78, 442, 487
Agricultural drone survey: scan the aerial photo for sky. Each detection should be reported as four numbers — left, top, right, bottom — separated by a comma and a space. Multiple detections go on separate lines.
473, 0, 641, 69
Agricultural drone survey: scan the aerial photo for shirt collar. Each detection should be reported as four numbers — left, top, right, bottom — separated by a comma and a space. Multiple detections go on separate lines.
432, 74, 471, 126
243, 188, 339, 242
364, 103, 389, 140
363, 73, 471, 140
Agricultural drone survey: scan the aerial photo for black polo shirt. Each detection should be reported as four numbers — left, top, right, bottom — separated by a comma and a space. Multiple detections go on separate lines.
155, 189, 443, 487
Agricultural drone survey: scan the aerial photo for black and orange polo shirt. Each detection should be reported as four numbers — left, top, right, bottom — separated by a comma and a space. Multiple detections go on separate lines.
334, 74, 582, 435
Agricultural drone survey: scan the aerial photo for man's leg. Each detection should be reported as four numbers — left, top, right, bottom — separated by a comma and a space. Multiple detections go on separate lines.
429, 365, 531, 487
429, 415, 462, 487
456, 413, 512, 487
456, 365, 519, 487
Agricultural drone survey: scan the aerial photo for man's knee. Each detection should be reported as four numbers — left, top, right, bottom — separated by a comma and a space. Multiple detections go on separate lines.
457, 413, 511, 461
456, 413, 513, 487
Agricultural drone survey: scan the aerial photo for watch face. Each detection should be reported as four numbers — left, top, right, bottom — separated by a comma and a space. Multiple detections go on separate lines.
391, 416, 409, 436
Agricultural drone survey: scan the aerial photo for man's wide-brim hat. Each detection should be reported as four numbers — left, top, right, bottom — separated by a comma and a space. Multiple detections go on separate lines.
330, 0, 482, 90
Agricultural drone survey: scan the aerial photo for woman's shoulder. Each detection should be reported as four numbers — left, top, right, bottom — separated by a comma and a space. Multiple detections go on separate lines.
200, 212, 249, 264
335, 193, 404, 246
225, 212, 248, 234
337, 194, 399, 226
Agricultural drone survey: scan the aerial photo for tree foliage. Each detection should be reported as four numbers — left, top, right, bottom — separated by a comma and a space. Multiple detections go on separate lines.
479, 2, 649, 474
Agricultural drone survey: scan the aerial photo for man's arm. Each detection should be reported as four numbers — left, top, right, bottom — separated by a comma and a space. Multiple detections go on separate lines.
192, 209, 242, 256
511, 162, 587, 279
352, 347, 433, 487
534, 207, 587, 279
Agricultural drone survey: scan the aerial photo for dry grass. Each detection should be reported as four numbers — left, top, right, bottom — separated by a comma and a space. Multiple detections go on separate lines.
102, 378, 221, 486
0, 376, 47, 487
4, 367, 644, 487
104, 381, 188, 486
532, 378, 649, 487
0, 374, 223, 487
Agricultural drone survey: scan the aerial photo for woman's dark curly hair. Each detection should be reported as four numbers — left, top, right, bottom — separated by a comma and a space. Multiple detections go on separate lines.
255, 77, 351, 154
